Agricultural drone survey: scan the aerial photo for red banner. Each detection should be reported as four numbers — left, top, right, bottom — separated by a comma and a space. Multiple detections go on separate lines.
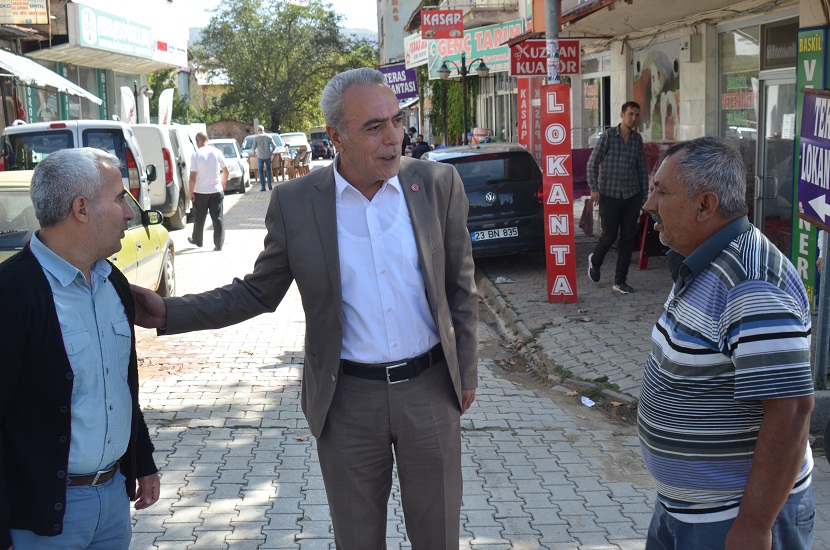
510, 39, 581, 77
421, 10, 463, 40
540, 84, 577, 303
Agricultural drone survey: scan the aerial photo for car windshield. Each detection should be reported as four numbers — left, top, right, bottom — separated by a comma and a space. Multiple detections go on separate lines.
5, 131, 73, 170
0, 189, 38, 248
215, 143, 237, 158
242, 135, 255, 150
281, 134, 306, 146
443, 152, 539, 189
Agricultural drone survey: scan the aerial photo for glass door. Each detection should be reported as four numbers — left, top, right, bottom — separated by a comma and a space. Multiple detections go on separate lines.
754, 77, 796, 256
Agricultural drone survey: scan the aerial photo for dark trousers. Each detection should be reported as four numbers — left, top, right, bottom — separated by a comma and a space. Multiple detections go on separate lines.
591, 193, 642, 285
316, 361, 462, 549
191, 191, 224, 249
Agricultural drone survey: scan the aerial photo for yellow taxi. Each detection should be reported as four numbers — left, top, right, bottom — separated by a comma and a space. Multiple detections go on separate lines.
0, 170, 175, 296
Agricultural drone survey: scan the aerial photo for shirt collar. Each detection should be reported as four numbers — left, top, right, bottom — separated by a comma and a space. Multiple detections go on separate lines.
332, 154, 401, 201
666, 216, 750, 287
30, 231, 112, 287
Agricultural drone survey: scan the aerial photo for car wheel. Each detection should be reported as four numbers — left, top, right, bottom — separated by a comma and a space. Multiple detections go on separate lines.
239, 179, 247, 193
156, 247, 176, 297
165, 188, 187, 231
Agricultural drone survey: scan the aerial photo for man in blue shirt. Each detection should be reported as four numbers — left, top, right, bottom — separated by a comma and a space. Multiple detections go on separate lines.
0, 148, 159, 549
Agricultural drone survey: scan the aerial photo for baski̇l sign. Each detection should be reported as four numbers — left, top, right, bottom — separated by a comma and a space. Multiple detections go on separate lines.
540, 84, 577, 303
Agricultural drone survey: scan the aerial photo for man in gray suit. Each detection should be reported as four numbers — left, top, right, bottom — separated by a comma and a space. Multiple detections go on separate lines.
131, 67, 479, 549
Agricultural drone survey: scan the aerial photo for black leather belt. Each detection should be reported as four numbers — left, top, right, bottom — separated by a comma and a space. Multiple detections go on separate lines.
341, 344, 444, 384
67, 460, 120, 487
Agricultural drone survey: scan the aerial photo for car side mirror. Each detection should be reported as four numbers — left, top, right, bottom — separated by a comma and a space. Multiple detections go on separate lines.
146, 164, 157, 182
142, 209, 164, 226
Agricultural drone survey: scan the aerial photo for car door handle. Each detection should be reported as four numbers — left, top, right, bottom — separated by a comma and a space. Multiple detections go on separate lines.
135, 242, 142, 251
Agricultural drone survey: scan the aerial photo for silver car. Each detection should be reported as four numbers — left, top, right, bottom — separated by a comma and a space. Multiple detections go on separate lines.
211, 138, 250, 194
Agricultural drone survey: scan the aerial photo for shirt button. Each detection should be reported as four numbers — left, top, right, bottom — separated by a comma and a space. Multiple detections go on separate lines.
56, 471, 65, 479
54, 502, 63, 511
59, 406, 68, 414
393, 343, 398, 348
109, 404, 113, 411
52, 524, 61, 532
58, 436, 67, 443
387, 307, 392, 313
65, 373, 74, 380
373, 232, 379, 237
380, 269, 386, 274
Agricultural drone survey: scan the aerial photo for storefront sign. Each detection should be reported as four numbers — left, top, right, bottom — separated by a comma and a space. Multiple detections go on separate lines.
74, 5, 153, 59
540, 84, 577, 303
797, 89, 830, 232
792, 28, 829, 302
421, 9, 463, 39
0, 0, 47, 24
404, 32, 428, 68
509, 39, 580, 77
380, 64, 419, 100
427, 20, 525, 79
517, 77, 543, 165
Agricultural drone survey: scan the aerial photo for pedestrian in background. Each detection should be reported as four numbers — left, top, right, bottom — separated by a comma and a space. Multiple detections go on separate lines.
131, 67, 479, 549
188, 131, 229, 252
0, 148, 160, 549
411, 134, 431, 159
586, 101, 648, 294
640, 137, 814, 549
253, 124, 276, 191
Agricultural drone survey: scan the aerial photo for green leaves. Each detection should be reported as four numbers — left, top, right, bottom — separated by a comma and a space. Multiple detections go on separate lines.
190, 0, 378, 132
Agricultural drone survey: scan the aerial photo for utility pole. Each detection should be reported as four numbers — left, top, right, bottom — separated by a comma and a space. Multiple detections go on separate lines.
545, 0, 560, 84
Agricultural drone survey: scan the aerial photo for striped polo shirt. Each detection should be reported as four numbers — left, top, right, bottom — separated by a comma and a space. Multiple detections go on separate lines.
638, 216, 814, 523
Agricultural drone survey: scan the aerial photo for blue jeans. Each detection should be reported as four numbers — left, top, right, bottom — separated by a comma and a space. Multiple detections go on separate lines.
10, 470, 131, 549
257, 157, 272, 189
646, 485, 815, 550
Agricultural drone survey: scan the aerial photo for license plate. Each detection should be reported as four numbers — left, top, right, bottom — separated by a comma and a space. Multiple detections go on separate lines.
471, 227, 519, 242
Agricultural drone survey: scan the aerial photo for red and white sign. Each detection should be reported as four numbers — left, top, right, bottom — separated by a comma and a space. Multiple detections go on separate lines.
540, 84, 577, 304
517, 77, 543, 166
421, 9, 464, 40
510, 39, 580, 77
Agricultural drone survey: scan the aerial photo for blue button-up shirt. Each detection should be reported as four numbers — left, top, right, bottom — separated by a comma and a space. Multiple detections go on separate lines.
30, 232, 132, 474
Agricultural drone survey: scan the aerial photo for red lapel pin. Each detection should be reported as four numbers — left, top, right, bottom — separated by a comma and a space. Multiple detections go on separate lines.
411, 184, 420, 192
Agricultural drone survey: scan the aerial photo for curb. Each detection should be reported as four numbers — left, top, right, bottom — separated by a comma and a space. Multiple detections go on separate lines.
475, 268, 639, 422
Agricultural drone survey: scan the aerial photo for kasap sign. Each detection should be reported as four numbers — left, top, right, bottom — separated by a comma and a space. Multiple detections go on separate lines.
380, 64, 419, 101
421, 9, 463, 39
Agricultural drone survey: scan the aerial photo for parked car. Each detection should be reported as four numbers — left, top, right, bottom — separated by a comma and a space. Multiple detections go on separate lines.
0, 170, 176, 296
310, 138, 328, 160
420, 143, 544, 258
241, 132, 286, 180
132, 123, 196, 230
211, 138, 250, 194
3, 119, 156, 211
279, 132, 311, 159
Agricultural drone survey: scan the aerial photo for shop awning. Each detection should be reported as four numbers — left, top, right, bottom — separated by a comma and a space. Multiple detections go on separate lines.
0, 48, 102, 104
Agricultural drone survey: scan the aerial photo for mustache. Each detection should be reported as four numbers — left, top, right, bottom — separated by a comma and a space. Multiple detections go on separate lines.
649, 211, 662, 225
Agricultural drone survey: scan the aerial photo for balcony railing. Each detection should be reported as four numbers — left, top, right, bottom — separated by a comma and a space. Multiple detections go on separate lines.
442, 0, 519, 10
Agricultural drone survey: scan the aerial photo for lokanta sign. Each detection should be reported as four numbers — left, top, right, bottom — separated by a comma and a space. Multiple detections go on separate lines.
510, 39, 580, 77
797, 89, 830, 232
540, 84, 577, 303
421, 9, 463, 40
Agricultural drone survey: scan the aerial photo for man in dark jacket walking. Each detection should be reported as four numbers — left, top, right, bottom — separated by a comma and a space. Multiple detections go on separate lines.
0, 148, 159, 549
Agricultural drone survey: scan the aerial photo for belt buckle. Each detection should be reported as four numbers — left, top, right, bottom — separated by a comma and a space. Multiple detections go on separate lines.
385, 361, 409, 384
90, 467, 110, 486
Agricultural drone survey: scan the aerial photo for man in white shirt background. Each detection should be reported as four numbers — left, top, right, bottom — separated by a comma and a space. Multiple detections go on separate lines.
188, 132, 229, 252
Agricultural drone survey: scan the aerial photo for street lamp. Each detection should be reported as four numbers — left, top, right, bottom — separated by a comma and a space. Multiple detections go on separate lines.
133, 80, 154, 123
437, 51, 490, 145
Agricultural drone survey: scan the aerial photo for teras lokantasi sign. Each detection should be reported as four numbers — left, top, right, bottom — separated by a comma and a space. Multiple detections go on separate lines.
798, 89, 830, 232
380, 64, 419, 101
510, 39, 580, 77
427, 20, 525, 80
540, 84, 577, 303
421, 9, 463, 40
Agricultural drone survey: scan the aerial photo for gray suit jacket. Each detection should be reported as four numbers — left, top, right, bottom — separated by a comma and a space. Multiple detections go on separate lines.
164, 157, 479, 437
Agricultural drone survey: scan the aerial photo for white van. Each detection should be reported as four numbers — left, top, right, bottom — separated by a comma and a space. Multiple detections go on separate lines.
132, 124, 195, 230
3, 120, 155, 210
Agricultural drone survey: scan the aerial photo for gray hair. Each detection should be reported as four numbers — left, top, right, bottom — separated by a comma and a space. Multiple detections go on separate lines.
31, 147, 123, 228
319, 68, 388, 139
662, 137, 749, 219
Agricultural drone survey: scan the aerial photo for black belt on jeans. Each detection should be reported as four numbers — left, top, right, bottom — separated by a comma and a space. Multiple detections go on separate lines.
67, 460, 121, 487
341, 344, 445, 384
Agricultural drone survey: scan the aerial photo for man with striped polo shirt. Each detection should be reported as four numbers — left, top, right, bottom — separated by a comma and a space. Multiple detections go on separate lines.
640, 137, 814, 549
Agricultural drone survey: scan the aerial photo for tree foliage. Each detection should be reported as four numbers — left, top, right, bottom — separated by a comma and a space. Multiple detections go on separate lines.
192, 0, 378, 133
147, 69, 191, 123
420, 66, 478, 146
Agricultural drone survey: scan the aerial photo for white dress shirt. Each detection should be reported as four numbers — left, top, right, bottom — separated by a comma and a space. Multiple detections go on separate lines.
333, 158, 440, 363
